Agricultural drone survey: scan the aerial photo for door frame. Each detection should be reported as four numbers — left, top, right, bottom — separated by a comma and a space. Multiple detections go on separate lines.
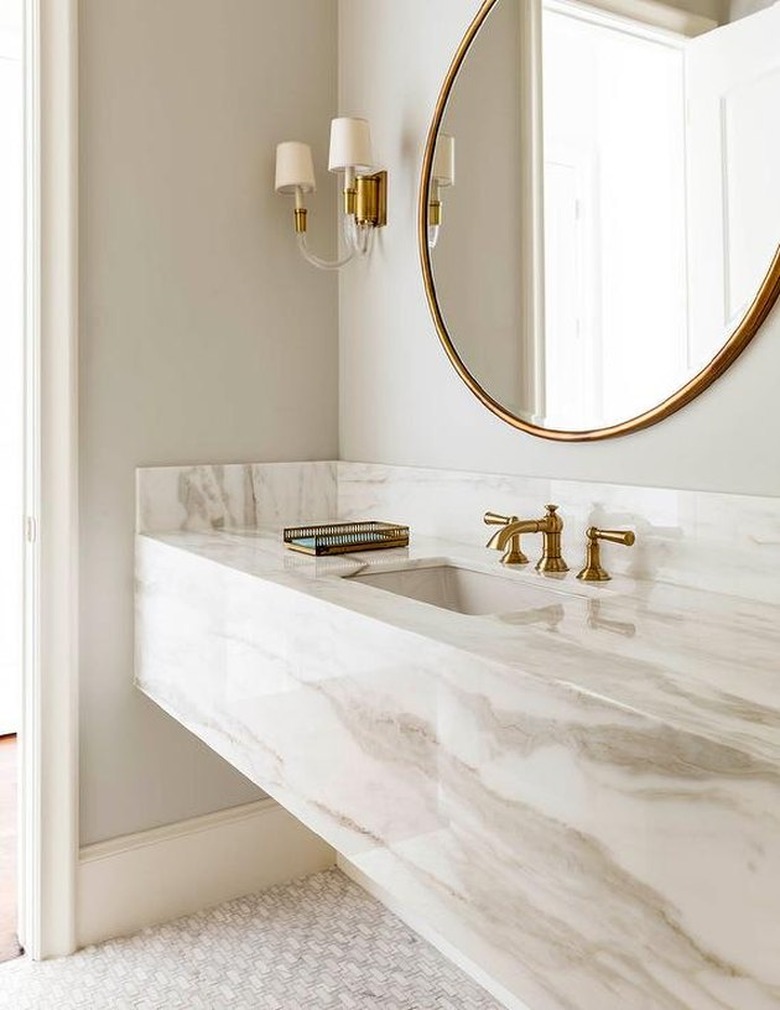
19, 0, 79, 960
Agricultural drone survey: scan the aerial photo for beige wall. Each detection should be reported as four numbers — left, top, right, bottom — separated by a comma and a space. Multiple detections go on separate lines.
669, 0, 729, 22
79, 0, 338, 844
730, 0, 775, 20
338, 0, 780, 497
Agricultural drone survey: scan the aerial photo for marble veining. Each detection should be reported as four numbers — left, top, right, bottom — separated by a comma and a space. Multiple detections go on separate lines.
136, 461, 337, 533
336, 462, 780, 605
137, 460, 780, 603
136, 517, 780, 1010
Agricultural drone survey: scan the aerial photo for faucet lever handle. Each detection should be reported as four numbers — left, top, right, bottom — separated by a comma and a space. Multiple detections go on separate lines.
577, 527, 636, 581
483, 511, 517, 527
589, 527, 636, 547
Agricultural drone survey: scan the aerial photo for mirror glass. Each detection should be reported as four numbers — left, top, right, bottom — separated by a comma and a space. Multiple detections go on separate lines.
425, 0, 780, 436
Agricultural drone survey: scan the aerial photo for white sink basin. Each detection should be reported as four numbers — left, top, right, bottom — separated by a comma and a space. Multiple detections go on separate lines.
345, 563, 569, 616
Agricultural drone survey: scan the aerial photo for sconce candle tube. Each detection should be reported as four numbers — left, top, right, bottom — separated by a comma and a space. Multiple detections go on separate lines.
293, 187, 307, 234
428, 134, 454, 248
429, 179, 442, 223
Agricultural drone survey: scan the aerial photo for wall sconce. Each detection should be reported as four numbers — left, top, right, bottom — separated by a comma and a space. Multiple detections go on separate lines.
428, 134, 455, 249
275, 117, 387, 270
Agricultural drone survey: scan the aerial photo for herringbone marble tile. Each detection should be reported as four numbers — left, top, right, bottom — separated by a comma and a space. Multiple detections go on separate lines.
0, 869, 502, 1009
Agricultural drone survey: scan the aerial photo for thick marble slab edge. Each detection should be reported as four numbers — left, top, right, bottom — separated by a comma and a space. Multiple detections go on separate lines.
136, 528, 780, 1010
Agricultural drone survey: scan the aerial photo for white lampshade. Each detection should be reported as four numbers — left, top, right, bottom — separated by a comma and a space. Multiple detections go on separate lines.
275, 141, 316, 194
328, 117, 373, 174
432, 134, 455, 187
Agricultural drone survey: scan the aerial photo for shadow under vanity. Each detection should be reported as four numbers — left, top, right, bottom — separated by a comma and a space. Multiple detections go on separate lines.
135, 460, 780, 1010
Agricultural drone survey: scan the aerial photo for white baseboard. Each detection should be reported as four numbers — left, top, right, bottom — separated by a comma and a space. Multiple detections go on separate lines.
337, 855, 530, 1010
78, 798, 335, 948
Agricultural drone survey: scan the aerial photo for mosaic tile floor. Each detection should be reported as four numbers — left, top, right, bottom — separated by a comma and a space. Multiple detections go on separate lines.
0, 869, 502, 1009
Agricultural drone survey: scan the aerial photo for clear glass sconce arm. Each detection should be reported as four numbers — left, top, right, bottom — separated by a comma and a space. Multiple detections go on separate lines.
296, 230, 355, 270
343, 215, 375, 258
295, 213, 374, 269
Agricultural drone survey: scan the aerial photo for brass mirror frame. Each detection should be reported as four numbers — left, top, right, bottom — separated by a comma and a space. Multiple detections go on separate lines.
419, 0, 780, 442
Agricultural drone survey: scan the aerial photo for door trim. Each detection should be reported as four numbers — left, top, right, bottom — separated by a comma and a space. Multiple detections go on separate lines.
20, 0, 79, 960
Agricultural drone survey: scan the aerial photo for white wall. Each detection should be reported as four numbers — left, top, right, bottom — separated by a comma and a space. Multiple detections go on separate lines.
79, 0, 339, 844
338, 0, 780, 497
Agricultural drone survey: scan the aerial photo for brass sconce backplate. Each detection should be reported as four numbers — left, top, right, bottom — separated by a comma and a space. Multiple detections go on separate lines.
356, 171, 388, 229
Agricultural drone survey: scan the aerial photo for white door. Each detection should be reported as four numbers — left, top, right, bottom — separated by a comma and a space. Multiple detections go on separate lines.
685, 3, 780, 371
0, 17, 23, 737
543, 149, 596, 429
542, 4, 689, 430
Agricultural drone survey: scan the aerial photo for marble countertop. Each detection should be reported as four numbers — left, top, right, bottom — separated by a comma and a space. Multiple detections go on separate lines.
144, 526, 780, 771
137, 524, 780, 1009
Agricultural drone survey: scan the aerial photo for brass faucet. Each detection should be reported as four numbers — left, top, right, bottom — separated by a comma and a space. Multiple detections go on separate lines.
483, 505, 569, 573
576, 527, 635, 581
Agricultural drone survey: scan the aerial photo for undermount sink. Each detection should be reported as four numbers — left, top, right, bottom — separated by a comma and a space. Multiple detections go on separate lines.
344, 562, 569, 616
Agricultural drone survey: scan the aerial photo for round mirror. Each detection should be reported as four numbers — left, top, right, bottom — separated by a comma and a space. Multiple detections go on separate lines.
420, 0, 780, 440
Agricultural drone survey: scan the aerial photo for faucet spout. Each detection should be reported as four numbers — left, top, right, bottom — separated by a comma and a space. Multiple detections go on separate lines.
486, 518, 544, 552
483, 512, 538, 565
483, 505, 568, 572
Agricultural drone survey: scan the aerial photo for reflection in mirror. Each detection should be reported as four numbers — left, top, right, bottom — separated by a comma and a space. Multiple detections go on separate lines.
427, 0, 780, 435
427, 134, 455, 249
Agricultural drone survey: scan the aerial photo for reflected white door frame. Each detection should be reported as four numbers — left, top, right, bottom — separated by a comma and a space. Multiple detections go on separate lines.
20, 0, 78, 960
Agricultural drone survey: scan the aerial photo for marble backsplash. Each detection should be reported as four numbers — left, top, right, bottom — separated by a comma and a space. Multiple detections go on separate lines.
137, 460, 780, 604
137, 461, 338, 533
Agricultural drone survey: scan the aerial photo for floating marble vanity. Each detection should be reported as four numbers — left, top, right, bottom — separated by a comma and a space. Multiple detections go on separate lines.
135, 461, 780, 1010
